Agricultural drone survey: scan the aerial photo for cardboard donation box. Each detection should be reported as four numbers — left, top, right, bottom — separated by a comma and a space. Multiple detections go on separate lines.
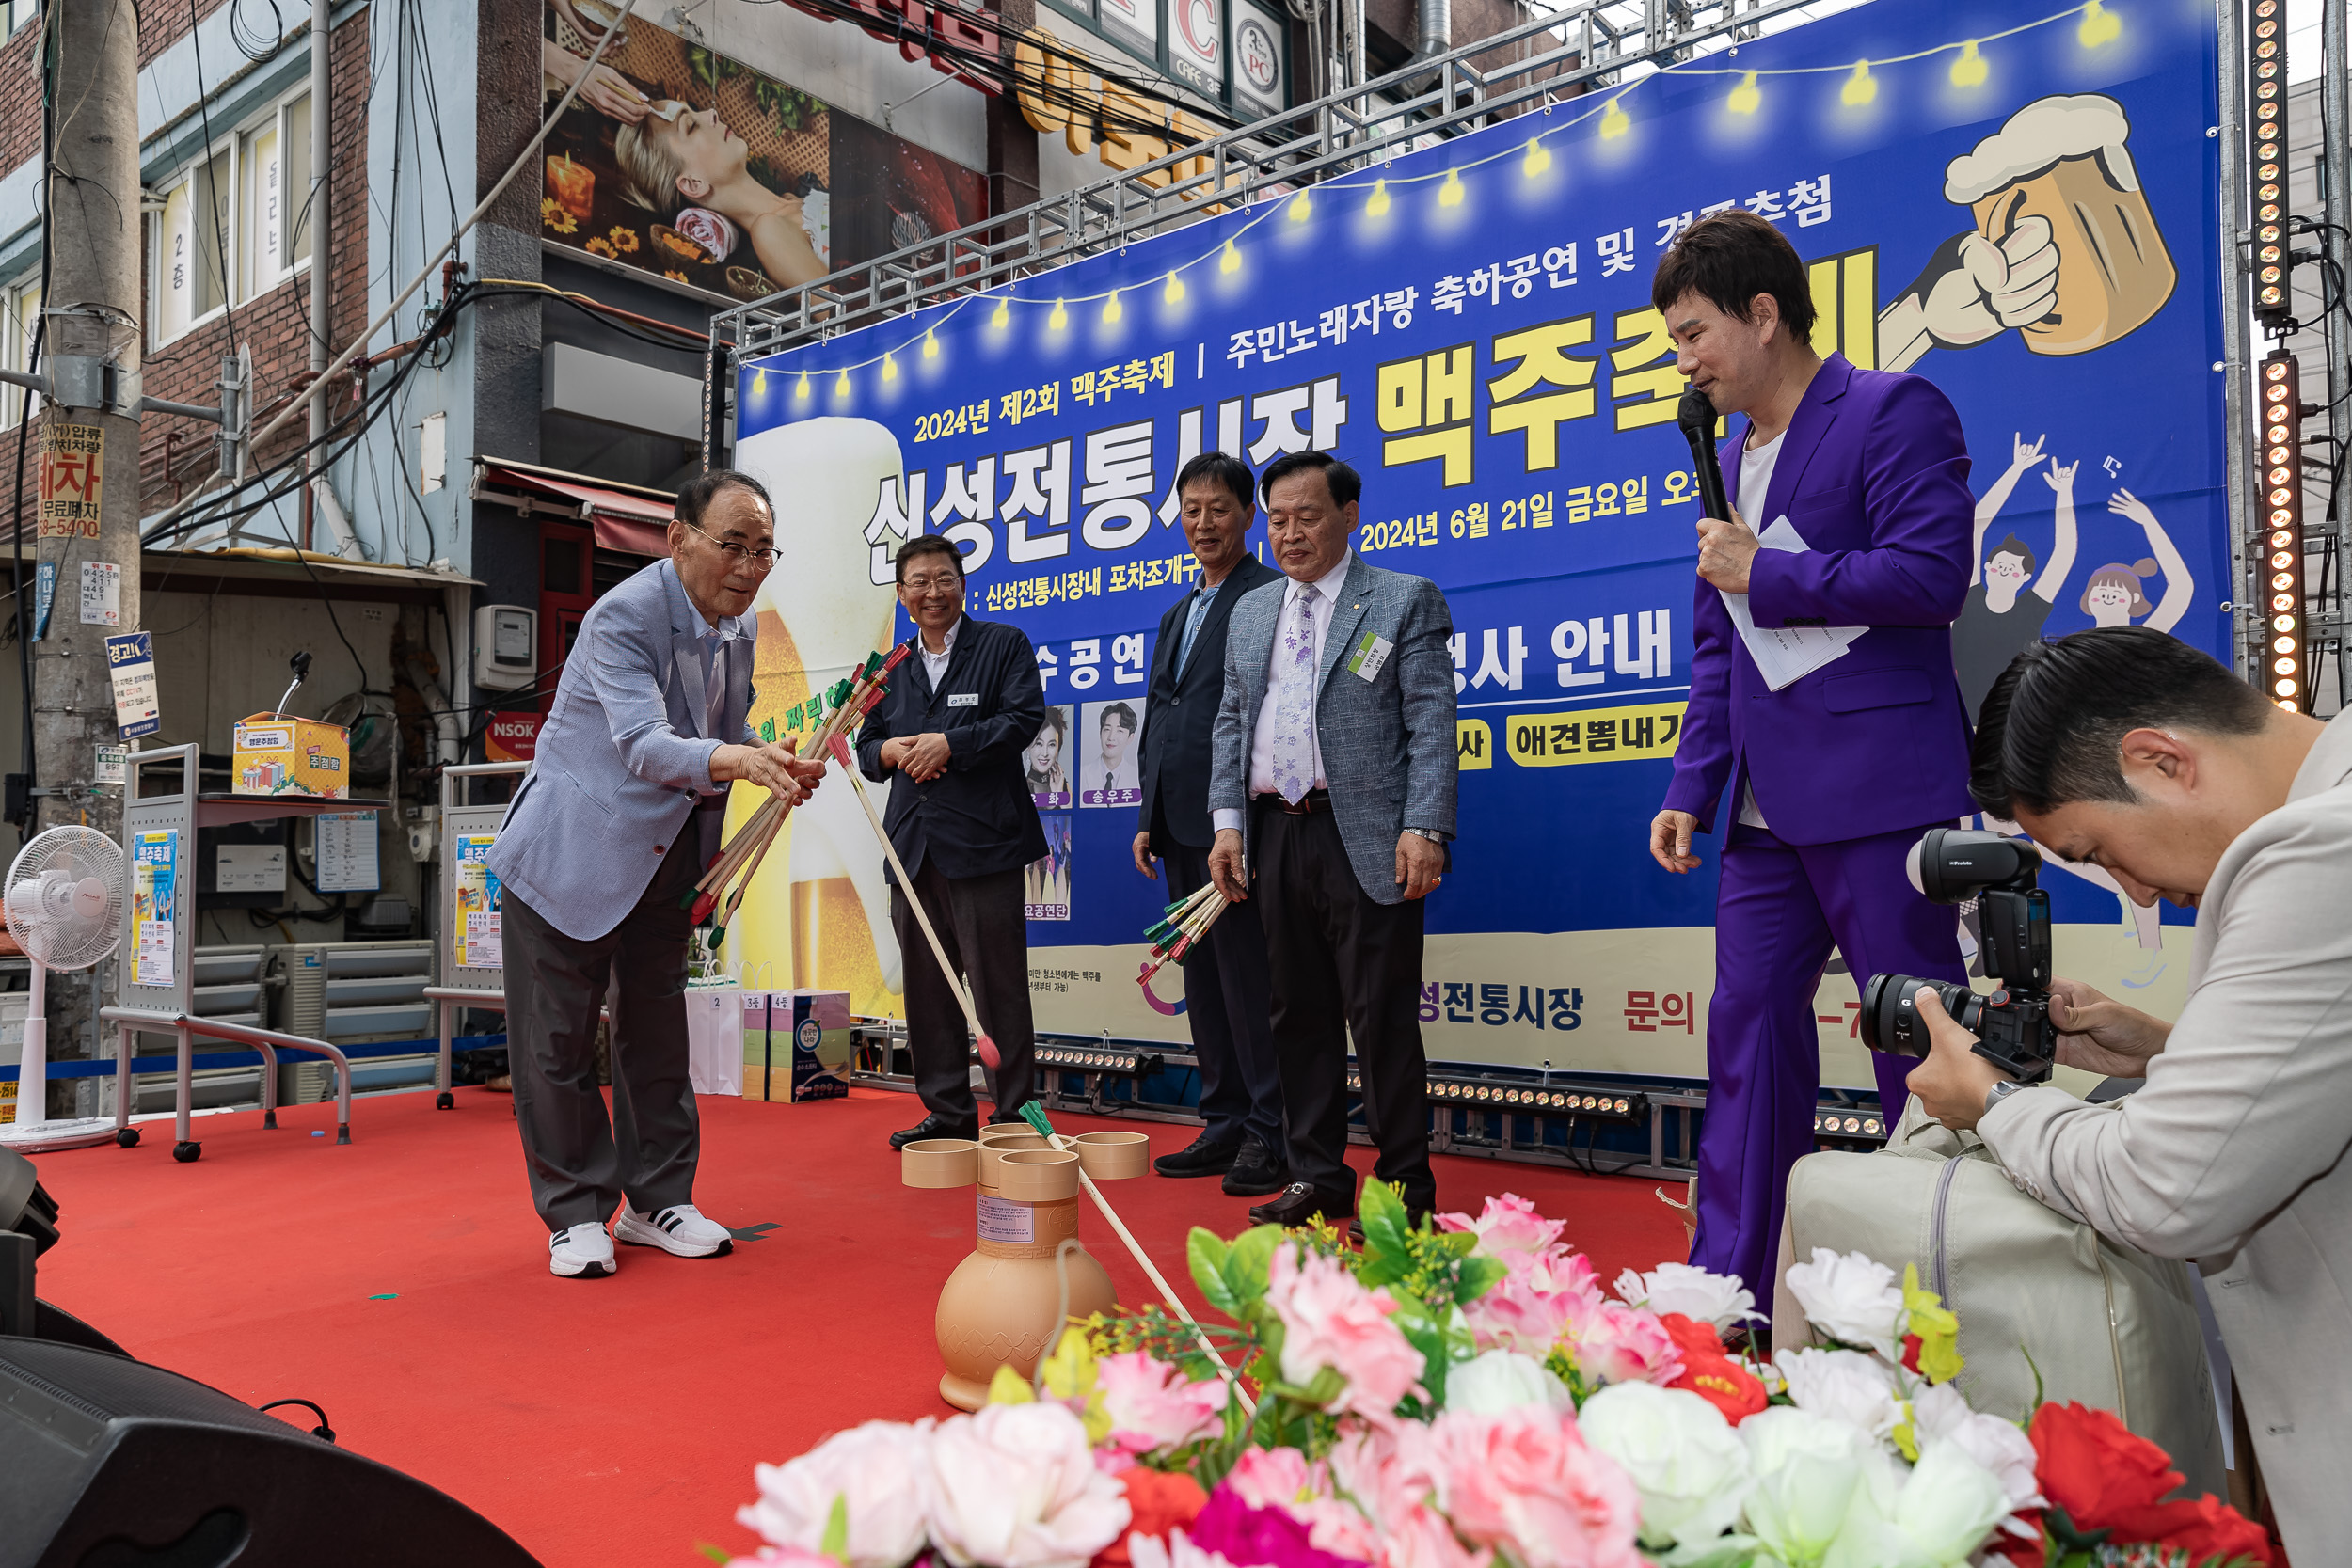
232, 714, 351, 799
742, 990, 852, 1102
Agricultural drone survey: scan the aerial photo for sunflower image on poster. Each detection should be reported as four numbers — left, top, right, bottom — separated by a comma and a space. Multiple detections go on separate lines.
539, 0, 983, 303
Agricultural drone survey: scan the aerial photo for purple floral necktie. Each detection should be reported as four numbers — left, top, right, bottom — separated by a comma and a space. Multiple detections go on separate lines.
1270, 585, 1321, 803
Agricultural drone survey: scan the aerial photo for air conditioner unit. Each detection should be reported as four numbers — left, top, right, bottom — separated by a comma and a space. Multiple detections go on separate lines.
269, 941, 438, 1104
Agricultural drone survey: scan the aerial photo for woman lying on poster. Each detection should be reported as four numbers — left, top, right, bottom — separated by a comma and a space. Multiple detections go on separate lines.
614, 103, 829, 289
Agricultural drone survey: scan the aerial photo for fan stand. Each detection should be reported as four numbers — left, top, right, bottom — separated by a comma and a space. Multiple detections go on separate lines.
0, 962, 119, 1153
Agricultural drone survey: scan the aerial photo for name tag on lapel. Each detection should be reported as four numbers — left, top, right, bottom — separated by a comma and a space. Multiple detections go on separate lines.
1346, 630, 1394, 682
946, 692, 980, 707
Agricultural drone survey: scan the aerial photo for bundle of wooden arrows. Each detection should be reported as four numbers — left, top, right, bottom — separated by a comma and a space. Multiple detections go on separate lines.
1136, 880, 1229, 987
688, 642, 911, 946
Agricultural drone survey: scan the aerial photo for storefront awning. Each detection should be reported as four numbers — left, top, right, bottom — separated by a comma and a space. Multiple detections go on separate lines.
476, 462, 676, 556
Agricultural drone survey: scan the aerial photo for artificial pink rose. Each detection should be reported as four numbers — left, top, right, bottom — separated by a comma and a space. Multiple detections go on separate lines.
1096, 1351, 1230, 1457
1462, 1243, 1605, 1357
724, 1548, 850, 1568
1382, 1504, 1494, 1568
1430, 1408, 1645, 1568
926, 1402, 1134, 1568
1437, 1194, 1565, 1260
1264, 1243, 1425, 1418
1225, 1445, 1382, 1561
739, 1419, 934, 1568
1563, 1297, 1684, 1389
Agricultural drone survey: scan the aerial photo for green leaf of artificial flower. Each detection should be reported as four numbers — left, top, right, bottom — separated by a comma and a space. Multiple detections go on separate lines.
820, 1493, 850, 1562
1188, 1229, 1239, 1315
1223, 1225, 1284, 1305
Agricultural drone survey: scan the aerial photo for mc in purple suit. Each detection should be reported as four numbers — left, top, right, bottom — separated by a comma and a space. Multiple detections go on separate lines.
1662, 351, 1978, 1309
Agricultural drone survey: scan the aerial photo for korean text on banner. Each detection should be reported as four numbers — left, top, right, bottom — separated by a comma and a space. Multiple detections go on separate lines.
104, 632, 161, 740
38, 423, 103, 538
132, 832, 178, 989
454, 833, 502, 970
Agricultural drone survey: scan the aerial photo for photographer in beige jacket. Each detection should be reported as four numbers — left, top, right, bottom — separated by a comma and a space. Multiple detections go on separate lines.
1906, 626, 2347, 1558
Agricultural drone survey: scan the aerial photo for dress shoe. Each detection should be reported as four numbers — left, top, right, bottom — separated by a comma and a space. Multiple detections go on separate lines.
1153, 1131, 1241, 1179
1248, 1181, 1353, 1227
890, 1112, 978, 1149
1221, 1140, 1288, 1197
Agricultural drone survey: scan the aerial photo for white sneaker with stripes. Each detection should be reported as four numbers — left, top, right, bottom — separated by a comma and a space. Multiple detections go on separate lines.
549, 1222, 616, 1279
613, 1203, 734, 1258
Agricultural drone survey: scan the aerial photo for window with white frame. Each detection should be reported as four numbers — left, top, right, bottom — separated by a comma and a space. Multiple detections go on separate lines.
150, 89, 314, 348
1, 279, 40, 429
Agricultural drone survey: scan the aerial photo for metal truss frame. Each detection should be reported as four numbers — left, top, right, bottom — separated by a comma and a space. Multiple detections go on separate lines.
710, 0, 1833, 362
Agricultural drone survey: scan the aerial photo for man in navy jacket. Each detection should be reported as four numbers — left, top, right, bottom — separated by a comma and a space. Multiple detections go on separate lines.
1132, 452, 1289, 1198
856, 535, 1049, 1147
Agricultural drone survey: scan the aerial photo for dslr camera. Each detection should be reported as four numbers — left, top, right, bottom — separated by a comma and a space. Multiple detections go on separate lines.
1859, 828, 2058, 1084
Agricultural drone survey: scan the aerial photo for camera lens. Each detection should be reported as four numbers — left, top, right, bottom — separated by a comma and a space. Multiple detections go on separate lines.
1861, 973, 1975, 1057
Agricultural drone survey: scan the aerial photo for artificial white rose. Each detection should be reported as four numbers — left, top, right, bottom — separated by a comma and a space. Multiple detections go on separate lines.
1740, 1407, 1864, 1567
1578, 1381, 1755, 1550
1783, 1248, 1906, 1358
1775, 1348, 1903, 1445
924, 1402, 1132, 1568
1820, 1438, 2010, 1568
1445, 1349, 1574, 1416
739, 1419, 934, 1568
1612, 1262, 1764, 1333
1909, 1384, 2044, 1518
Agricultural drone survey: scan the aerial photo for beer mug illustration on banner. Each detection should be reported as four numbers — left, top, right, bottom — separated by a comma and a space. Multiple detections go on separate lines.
1943, 94, 2177, 357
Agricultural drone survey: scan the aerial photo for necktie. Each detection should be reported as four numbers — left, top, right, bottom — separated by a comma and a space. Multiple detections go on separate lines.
1175, 584, 1215, 675
1269, 585, 1320, 804
703, 633, 728, 739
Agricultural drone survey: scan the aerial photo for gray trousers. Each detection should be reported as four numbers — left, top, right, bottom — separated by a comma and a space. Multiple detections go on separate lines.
502, 832, 702, 1231
892, 859, 1036, 1125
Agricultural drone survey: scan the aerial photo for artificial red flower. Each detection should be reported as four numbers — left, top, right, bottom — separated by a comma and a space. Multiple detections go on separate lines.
2028, 1402, 2272, 1565
1657, 1312, 1768, 1425
1900, 1333, 1924, 1374
1092, 1467, 1208, 1568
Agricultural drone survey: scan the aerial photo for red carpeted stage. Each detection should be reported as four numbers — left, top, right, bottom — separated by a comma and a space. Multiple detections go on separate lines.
28, 1086, 1685, 1566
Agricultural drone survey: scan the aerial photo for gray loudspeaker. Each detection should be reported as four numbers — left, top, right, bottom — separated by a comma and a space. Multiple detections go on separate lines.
0, 1338, 542, 1568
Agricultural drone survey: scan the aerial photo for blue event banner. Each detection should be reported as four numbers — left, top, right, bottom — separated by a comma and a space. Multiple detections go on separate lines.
739, 0, 2226, 960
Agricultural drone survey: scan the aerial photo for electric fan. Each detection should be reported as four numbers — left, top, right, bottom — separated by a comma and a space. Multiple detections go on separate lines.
2, 827, 129, 1151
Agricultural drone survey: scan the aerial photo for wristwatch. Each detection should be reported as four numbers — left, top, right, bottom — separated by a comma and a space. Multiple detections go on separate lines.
1983, 1079, 2029, 1117
1405, 827, 1446, 844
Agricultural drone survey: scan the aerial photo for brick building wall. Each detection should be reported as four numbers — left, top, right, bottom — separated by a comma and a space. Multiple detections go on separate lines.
0, 6, 370, 524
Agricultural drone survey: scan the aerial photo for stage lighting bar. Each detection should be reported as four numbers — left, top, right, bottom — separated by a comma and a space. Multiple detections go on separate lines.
1813, 1109, 1887, 1142
1345, 1071, 1648, 1121
1035, 1045, 1165, 1079
2249, 0, 2291, 324
2259, 350, 2308, 710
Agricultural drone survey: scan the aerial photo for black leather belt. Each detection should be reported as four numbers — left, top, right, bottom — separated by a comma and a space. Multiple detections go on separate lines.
1256, 789, 1330, 816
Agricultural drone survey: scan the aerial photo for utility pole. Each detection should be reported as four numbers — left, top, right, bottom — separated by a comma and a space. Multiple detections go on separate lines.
33, 0, 145, 1094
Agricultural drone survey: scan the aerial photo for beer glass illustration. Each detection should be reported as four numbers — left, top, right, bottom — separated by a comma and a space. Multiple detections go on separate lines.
1943, 94, 2176, 356
731, 413, 906, 1009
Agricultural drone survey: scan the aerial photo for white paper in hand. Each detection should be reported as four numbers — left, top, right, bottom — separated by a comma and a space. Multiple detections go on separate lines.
1718, 516, 1869, 691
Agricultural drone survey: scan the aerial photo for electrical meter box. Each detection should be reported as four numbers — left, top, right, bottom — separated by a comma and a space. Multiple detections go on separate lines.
473, 605, 538, 691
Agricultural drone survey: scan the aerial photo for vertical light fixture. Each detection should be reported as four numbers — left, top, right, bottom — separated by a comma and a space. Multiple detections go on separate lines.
2249, 0, 2291, 325
2259, 352, 2307, 709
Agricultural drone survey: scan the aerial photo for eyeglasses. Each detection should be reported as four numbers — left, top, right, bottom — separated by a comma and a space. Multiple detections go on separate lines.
900, 573, 964, 594
680, 519, 778, 566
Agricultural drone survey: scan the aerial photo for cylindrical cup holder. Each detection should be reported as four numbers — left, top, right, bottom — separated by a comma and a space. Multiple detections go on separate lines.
1072, 1131, 1151, 1180
993, 1148, 1081, 1203
901, 1138, 978, 1189
976, 1134, 1048, 1189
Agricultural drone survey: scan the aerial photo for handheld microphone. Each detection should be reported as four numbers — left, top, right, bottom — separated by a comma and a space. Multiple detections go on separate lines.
1677, 387, 1731, 523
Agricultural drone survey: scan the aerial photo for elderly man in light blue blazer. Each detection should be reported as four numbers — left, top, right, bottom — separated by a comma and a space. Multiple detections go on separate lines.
490, 470, 820, 1279
1208, 451, 1457, 1233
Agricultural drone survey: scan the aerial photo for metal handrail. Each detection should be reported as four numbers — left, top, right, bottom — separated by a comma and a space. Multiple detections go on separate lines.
712, 0, 1833, 356
102, 1006, 355, 1150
